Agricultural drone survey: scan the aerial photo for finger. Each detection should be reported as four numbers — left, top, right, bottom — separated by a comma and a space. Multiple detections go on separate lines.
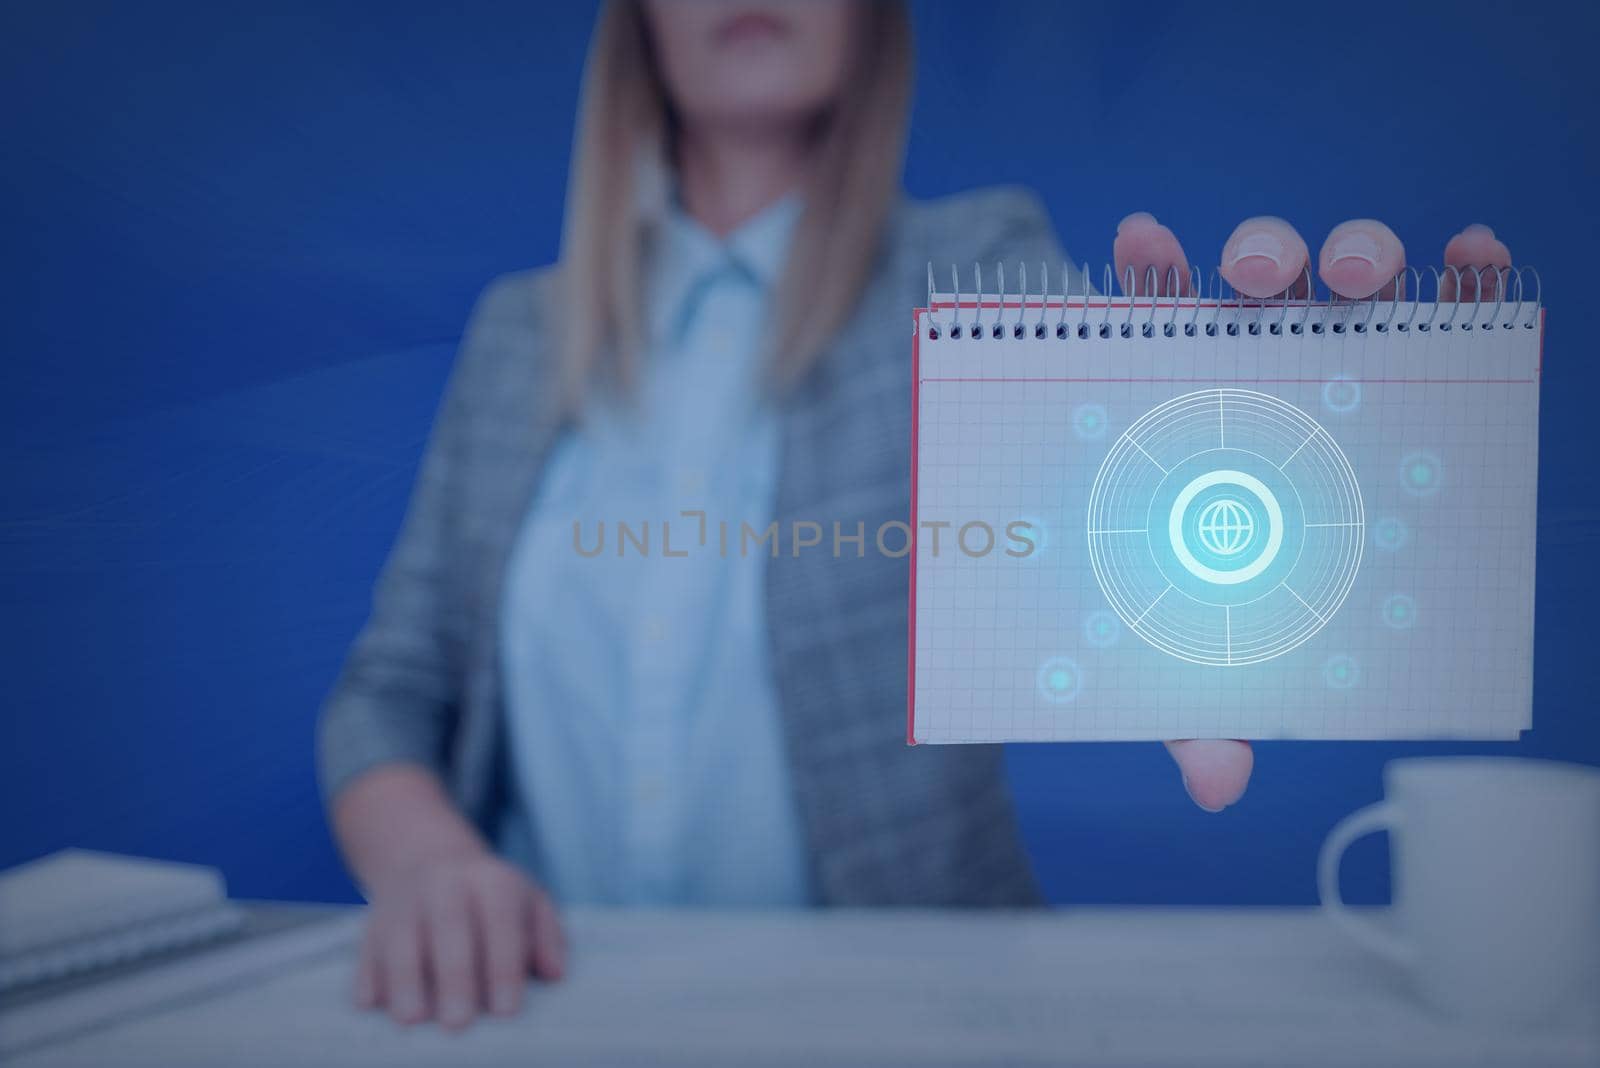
1441, 223, 1512, 302
473, 879, 529, 1016
1164, 739, 1253, 812
525, 887, 567, 981
353, 923, 381, 1010
1113, 212, 1193, 296
425, 891, 480, 1031
1220, 216, 1311, 299
1318, 219, 1405, 300
380, 913, 428, 1025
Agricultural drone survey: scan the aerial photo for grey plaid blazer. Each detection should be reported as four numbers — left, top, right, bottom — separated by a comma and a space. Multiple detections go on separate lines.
319, 187, 1068, 906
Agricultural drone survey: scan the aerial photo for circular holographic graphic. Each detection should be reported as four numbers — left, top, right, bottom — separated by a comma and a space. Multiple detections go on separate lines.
1036, 656, 1083, 704
1322, 376, 1361, 414
1083, 610, 1122, 649
1086, 389, 1365, 666
1324, 654, 1361, 689
1169, 471, 1284, 585
1399, 452, 1442, 497
1372, 516, 1409, 552
1382, 594, 1417, 630
1073, 403, 1110, 441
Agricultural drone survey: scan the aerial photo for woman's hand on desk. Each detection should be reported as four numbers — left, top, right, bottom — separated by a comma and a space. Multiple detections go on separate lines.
1112, 212, 1515, 815
333, 764, 564, 1030
356, 851, 564, 1030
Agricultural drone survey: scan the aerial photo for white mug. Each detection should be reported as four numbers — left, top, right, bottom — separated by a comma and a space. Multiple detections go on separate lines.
1318, 756, 1600, 1022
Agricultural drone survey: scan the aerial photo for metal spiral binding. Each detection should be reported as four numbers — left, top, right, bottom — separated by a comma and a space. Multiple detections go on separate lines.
924, 262, 1542, 341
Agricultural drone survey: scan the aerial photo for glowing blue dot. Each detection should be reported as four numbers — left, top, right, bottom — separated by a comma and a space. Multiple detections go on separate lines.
1012, 515, 1048, 559
1073, 404, 1110, 441
1322, 376, 1361, 414
1037, 656, 1083, 704
1382, 594, 1417, 629
1084, 610, 1121, 648
1373, 516, 1409, 552
1324, 654, 1361, 690
1399, 452, 1442, 497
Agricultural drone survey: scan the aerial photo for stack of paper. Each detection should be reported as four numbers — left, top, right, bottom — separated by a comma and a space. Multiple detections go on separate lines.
0, 850, 241, 992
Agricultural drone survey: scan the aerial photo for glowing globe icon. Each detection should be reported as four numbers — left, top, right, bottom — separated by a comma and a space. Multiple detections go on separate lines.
1197, 498, 1255, 557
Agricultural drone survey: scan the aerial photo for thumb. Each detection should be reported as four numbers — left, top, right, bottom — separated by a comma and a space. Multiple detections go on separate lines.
1164, 739, 1253, 812
525, 887, 567, 981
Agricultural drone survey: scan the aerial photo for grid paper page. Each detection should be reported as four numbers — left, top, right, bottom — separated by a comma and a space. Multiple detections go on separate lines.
909, 297, 1542, 742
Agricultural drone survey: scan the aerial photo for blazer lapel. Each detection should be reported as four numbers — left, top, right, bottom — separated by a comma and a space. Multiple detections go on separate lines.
765, 232, 1036, 906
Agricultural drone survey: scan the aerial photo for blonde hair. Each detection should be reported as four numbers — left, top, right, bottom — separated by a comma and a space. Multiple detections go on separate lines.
556, 0, 913, 409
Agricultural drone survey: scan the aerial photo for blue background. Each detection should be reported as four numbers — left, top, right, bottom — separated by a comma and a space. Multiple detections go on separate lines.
4, 1, 1598, 905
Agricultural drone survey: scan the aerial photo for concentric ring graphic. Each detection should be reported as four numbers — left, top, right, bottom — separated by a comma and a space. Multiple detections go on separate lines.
1086, 389, 1364, 666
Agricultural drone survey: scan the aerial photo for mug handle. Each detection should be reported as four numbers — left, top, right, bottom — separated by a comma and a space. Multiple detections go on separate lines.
1317, 800, 1415, 967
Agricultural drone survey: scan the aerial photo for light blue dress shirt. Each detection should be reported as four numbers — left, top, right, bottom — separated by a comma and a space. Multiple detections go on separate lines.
498, 195, 812, 907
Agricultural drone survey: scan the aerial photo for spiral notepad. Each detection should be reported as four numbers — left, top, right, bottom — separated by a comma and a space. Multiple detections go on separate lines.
909, 264, 1543, 743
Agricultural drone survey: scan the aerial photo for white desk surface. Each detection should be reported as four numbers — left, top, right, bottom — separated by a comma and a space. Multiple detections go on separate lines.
4, 907, 1596, 1067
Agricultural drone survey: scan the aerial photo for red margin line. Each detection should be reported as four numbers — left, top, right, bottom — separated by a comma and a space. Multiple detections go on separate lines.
921, 377, 1536, 385
907, 309, 921, 746
929, 300, 1254, 311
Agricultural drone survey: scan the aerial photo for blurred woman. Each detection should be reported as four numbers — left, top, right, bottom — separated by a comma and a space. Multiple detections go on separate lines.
319, 0, 1512, 1030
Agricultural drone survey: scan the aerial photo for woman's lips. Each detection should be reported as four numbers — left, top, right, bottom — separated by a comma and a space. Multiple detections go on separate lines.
713, 11, 791, 46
